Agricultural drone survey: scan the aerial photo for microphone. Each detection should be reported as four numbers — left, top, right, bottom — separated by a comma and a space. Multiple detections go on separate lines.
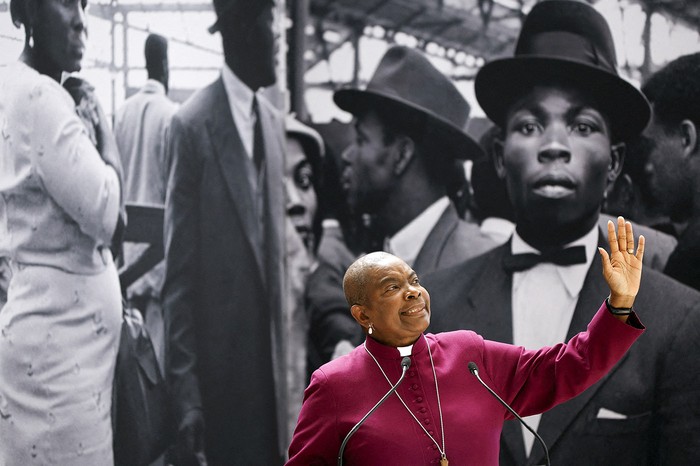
468, 361, 551, 466
337, 356, 411, 466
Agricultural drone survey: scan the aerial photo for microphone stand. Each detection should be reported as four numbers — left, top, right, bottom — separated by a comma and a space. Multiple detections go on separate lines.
468, 361, 551, 466
337, 356, 411, 466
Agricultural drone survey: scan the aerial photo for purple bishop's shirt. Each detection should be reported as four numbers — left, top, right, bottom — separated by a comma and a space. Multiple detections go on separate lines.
287, 302, 643, 465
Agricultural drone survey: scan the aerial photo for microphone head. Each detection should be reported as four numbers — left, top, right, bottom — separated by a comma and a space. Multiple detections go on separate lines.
401, 356, 412, 369
468, 361, 478, 375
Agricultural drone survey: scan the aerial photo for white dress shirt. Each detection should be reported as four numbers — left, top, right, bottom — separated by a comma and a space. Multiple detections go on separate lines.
510, 224, 599, 456
480, 217, 516, 245
221, 64, 257, 159
384, 196, 450, 267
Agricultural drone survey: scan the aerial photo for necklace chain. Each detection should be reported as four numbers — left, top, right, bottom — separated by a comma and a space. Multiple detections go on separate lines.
363, 335, 447, 460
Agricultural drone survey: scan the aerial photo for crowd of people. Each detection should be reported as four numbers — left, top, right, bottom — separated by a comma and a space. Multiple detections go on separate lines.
1, 0, 699, 465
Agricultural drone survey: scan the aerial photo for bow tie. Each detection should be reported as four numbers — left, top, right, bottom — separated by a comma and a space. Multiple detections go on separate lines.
502, 245, 587, 273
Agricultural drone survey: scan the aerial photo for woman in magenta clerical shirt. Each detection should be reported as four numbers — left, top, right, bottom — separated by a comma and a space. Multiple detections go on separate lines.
287, 217, 645, 466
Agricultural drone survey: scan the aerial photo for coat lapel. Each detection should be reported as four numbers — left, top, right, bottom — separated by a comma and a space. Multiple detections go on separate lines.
468, 244, 528, 464
529, 231, 630, 465
413, 204, 459, 274
207, 78, 265, 274
466, 243, 515, 344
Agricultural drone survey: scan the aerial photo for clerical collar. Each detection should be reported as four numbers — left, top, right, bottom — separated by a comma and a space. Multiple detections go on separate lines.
365, 333, 427, 359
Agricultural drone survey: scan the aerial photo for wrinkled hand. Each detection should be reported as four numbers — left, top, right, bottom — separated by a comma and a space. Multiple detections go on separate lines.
173, 409, 208, 466
598, 216, 645, 309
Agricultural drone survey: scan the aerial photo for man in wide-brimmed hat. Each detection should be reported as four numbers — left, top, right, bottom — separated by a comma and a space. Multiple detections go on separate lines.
336, 45, 495, 265
163, 0, 288, 464
424, 1, 700, 464
310, 45, 497, 366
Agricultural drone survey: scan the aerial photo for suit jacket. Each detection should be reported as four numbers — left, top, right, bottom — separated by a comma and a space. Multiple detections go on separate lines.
163, 77, 286, 465
306, 205, 496, 371
423, 234, 700, 465
664, 217, 700, 291
599, 214, 677, 272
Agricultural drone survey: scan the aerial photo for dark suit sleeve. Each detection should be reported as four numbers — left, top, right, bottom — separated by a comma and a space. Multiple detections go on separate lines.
656, 301, 700, 463
306, 260, 363, 369
162, 113, 203, 422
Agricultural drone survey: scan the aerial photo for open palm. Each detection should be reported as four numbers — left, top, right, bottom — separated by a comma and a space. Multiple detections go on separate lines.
598, 216, 645, 308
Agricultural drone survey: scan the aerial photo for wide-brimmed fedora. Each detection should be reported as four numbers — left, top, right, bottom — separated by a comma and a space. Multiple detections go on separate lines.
208, 0, 272, 34
475, 0, 650, 141
334, 46, 483, 160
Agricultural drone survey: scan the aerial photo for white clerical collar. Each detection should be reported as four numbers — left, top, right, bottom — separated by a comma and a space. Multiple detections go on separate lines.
386, 196, 450, 266
397, 345, 413, 357
511, 224, 599, 298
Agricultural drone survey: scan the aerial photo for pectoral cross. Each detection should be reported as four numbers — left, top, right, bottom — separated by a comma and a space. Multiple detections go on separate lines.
440, 454, 448, 466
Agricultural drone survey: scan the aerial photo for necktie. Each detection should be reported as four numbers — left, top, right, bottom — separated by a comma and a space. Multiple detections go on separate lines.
502, 245, 587, 273
252, 96, 265, 174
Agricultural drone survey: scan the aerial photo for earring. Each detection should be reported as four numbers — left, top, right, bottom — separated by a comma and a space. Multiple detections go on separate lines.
368, 324, 374, 335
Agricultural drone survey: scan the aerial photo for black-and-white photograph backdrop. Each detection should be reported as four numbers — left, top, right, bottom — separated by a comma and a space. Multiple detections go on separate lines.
2, 1, 700, 465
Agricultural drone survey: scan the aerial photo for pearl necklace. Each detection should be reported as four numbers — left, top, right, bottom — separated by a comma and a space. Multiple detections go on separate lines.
364, 334, 448, 466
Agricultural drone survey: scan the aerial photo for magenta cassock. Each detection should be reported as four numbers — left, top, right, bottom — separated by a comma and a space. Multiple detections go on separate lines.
287, 303, 643, 466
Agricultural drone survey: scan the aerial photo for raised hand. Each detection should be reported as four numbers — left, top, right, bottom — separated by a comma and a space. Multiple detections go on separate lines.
597, 216, 645, 309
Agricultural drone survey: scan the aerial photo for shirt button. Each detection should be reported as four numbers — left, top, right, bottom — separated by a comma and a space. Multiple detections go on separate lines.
415, 397, 423, 403
408, 371, 416, 377
418, 407, 427, 413
424, 418, 431, 425
411, 384, 419, 390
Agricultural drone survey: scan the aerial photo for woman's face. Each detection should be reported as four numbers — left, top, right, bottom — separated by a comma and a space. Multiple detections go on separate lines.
285, 136, 318, 251
356, 256, 431, 348
32, 0, 88, 74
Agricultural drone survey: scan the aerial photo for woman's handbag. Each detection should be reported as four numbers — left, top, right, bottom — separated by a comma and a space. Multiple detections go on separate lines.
112, 305, 173, 466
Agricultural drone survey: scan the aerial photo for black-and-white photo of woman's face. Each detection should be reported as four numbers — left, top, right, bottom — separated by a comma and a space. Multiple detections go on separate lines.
32, 0, 88, 74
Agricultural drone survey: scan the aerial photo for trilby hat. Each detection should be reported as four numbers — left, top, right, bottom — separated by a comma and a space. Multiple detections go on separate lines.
334, 46, 483, 160
475, 0, 650, 141
208, 0, 272, 34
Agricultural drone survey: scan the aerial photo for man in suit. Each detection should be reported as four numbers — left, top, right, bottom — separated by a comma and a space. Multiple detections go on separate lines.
115, 33, 177, 373
306, 46, 496, 367
162, 1, 287, 464
631, 52, 700, 290
424, 1, 700, 464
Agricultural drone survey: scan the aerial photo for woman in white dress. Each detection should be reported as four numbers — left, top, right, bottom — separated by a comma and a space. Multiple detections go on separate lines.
0, 0, 124, 464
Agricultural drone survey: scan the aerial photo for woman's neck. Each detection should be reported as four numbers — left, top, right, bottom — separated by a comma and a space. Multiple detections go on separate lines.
20, 46, 61, 82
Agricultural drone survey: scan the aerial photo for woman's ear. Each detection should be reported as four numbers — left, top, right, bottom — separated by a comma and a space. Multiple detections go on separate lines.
19, 0, 43, 48
350, 304, 370, 329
